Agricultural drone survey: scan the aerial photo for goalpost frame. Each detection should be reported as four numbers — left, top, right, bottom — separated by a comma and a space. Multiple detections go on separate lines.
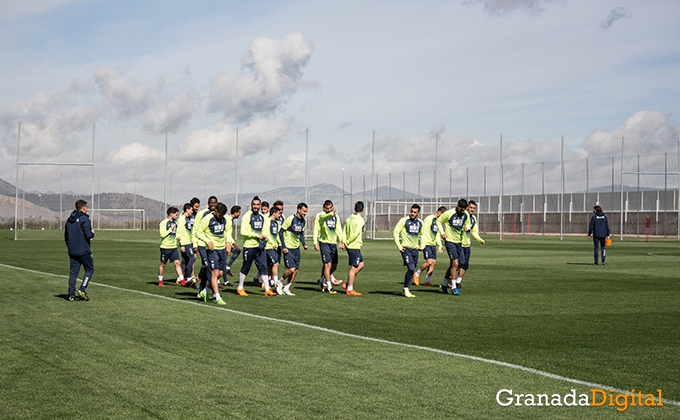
14, 122, 95, 240
93, 208, 146, 230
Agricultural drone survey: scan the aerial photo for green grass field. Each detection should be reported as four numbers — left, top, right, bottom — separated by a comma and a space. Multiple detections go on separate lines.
1, 230, 679, 419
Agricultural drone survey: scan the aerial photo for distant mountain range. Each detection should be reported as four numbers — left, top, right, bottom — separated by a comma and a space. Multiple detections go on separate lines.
0, 177, 418, 222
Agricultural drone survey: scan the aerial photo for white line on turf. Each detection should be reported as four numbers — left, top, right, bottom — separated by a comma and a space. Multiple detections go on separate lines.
2, 262, 678, 407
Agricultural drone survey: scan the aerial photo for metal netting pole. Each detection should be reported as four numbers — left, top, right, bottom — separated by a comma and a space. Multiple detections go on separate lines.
14, 122, 21, 240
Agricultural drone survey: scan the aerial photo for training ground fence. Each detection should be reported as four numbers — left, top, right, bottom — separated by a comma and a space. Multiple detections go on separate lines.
5, 123, 679, 241
364, 189, 679, 240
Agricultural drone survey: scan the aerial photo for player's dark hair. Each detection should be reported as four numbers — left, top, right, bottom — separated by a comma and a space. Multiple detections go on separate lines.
323, 199, 333, 208
216, 202, 228, 214
456, 198, 467, 216
252, 196, 261, 203
468, 200, 477, 207
594, 205, 603, 213
437, 206, 447, 213
411, 204, 420, 211
183, 203, 192, 212
354, 201, 364, 212
167, 206, 179, 216
273, 200, 284, 209
297, 202, 308, 210
75, 199, 87, 211
261, 201, 269, 208
190, 197, 200, 206
208, 196, 218, 203
230, 205, 241, 215
270, 207, 282, 217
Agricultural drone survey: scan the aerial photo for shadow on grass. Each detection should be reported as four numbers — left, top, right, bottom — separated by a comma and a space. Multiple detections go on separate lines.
566, 263, 597, 265
54, 293, 85, 301
369, 291, 403, 296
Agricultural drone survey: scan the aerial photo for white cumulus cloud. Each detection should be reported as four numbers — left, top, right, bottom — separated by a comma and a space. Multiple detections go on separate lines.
209, 32, 316, 122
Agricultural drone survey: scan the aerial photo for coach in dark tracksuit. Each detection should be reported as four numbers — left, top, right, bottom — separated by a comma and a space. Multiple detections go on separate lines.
587, 205, 610, 265
65, 199, 95, 301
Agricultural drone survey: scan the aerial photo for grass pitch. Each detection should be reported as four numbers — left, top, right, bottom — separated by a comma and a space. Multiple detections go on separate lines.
1, 230, 679, 419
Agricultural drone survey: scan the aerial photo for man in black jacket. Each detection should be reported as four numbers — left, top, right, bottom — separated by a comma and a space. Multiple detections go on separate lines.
587, 205, 610, 265
65, 200, 95, 300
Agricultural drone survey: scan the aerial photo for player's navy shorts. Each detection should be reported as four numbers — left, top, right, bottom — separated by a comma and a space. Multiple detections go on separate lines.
423, 245, 437, 260
197, 246, 209, 268
266, 248, 280, 266
319, 242, 338, 264
445, 241, 463, 261
347, 249, 363, 267
459, 247, 471, 270
241, 247, 267, 275
160, 247, 180, 263
207, 248, 227, 271
401, 247, 419, 271
181, 244, 194, 257
283, 247, 301, 269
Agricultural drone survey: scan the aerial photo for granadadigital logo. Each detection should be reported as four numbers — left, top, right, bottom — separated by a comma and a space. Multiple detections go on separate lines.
496, 389, 663, 412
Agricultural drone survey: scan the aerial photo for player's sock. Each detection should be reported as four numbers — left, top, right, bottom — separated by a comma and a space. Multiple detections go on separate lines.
214, 292, 221, 301
262, 275, 270, 291
238, 273, 246, 289
158, 275, 163, 282
415, 269, 422, 276
283, 283, 291, 292
347, 284, 354, 291
426, 274, 432, 283
254, 272, 260, 280
326, 280, 333, 291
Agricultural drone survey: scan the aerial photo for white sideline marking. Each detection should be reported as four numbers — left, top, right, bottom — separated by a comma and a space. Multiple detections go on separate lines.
2, 262, 679, 407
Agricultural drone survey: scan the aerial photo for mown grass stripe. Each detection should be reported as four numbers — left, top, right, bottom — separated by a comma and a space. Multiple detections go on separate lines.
3, 261, 677, 407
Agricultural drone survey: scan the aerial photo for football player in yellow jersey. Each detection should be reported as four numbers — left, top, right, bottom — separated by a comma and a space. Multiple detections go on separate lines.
393, 204, 423, 298
414, 206, 446, 287
456, 200, 484, 293
314, 200, 345, 294
252, 201, 270, 287
158, 207, 183, 287
341, 201, 365, 296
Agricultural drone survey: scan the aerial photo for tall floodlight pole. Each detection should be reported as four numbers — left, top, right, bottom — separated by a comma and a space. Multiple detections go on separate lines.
521, 162, 524, 234
305, 128, 309, 205
60, 171, 63, 227
342, 168, 345, 220
435, 131, 439, 203
560, 135, 564, 240
542, 162, 545, 235
586, 156, 589, 194
133, 172, 137, 230
371, 129, 375, 237
500, 133, 503, 240
164, 124, 168, 211
235, 127, 239, 205
620, 137, 624, 240
14, 122, 21, 240
371, 129, 375, 202
91, 123, 95, 219
637, 153, 640, 238
677, 137, 679, 240
466, 167, 469, 198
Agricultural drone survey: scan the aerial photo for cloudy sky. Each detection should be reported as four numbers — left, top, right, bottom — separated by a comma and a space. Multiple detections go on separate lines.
1, 0, 679, 203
